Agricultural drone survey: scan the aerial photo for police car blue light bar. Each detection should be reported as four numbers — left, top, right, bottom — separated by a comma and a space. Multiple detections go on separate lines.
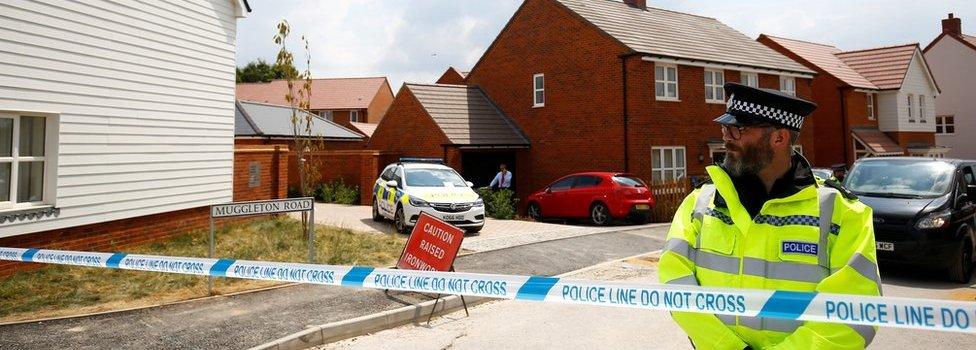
2, 247, 975, 334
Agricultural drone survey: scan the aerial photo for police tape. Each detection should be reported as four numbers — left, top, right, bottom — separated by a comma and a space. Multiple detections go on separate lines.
3, 247, 976, 334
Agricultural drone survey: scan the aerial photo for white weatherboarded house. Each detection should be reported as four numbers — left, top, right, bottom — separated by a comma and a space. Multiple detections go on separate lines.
0, 0, 249, 238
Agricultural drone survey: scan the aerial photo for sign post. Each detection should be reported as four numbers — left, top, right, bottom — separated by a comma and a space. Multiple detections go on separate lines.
394, 212, 467, 323
208, 197, 315, 295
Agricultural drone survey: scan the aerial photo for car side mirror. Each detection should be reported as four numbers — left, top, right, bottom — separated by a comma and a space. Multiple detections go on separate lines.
385, 180, 398, 188
466, 181, 474, 187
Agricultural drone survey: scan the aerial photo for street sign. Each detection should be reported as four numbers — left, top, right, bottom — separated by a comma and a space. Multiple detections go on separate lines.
210, 198, 314, 218
397, 212, 465, 272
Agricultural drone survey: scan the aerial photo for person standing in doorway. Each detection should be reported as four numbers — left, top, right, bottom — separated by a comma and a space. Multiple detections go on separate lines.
489, 163, 512, 191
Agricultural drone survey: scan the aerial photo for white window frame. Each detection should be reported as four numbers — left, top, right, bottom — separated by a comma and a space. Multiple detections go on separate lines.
533, 73, 545, 107
651, 146, 686, 183
349, 110, 359, 123
936, 115, 955, 135
654, 63, 679, 101
866, 93, 875, 120
907, 94, 914, 122
918, 96, 926, 123
779, 76, 796, 96
319, 110, 333, 122
740, 72, 758, 88
704, 69, 725, 103
0, 113, 58, 211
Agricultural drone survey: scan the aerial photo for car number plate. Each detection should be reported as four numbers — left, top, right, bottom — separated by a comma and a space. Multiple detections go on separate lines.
876, 241, 894, 251
442, 214, 464, 221
635, 204, 650, 210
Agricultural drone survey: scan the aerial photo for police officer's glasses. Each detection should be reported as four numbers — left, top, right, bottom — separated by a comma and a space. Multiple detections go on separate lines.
721, 124, 774, 140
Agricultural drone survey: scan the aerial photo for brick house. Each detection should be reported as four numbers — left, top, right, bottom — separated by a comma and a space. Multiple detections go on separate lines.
235, 77, 395, 132
435, 67, 469, 85
924, 13, 976, 159
0, 1, 252, 276
760, 35, 945, 166
389, 0, 816, 206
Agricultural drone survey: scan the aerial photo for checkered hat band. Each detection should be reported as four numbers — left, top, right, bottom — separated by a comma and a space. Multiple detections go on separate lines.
727, 98, 803, 130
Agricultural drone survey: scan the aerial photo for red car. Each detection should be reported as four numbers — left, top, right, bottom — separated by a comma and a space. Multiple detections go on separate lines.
526, 172, 655, 225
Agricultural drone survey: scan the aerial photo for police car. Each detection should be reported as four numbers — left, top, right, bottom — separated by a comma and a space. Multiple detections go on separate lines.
372, 158, 485, 234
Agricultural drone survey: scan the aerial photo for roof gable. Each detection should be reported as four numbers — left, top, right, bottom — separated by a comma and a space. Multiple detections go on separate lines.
405, 84, 529, 146
236, 77, 389, 110
554, 0, 814, 74
760, 35, 877, 89
836, 44, 918, 90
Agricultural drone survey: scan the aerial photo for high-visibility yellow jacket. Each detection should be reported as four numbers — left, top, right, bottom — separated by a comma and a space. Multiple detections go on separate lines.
659, 164, 881, 350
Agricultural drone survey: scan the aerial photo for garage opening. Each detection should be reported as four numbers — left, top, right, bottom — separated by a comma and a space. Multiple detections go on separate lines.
460, 150, 516, 191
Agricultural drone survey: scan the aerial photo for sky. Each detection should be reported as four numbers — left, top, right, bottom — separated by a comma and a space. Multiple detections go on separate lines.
236, 0, 976, 90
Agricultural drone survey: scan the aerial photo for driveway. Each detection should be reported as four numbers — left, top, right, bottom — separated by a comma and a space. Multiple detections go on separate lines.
295, 203, 666, 253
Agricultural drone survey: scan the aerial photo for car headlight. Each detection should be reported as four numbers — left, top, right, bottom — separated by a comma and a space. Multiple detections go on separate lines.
408, 196, 430, 207
473, 198, 484, 207
916, 210, 951, 229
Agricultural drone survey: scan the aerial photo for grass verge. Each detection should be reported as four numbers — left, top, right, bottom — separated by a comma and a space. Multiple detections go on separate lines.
0, 216, 405, 323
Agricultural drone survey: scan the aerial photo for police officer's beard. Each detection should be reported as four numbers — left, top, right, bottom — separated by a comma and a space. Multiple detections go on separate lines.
723, 133, 774, 177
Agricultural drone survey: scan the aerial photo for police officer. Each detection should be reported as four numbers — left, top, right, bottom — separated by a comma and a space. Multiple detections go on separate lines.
659, 83, 881, 349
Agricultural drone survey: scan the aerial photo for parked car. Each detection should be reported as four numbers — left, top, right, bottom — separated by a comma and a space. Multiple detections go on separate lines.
526, 172, 655, 225
372, 158, 485, 234
844, 157, 976, 283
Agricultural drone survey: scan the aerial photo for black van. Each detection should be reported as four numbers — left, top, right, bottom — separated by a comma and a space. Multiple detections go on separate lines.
844, 157, 976, 283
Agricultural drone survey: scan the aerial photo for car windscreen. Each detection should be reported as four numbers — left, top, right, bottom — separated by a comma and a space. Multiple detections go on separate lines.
404, 168, 468, 188
845, 160, 955, 198
612, 176, 646, 187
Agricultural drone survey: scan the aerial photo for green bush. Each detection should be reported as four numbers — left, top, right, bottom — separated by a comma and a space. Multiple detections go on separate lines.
316, 179, 360, 205
477, 188, 518, 220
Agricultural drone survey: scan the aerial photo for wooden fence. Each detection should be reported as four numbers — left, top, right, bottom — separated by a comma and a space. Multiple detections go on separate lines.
649, 178, 690, 223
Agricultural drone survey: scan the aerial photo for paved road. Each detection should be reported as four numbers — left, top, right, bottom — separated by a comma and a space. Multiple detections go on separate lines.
0, 225, 670, 349
294, 203, 661, 252
324, 247, 976, 349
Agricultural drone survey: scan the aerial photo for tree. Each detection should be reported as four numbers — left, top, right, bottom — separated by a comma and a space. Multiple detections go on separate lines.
235, 58, 302, 83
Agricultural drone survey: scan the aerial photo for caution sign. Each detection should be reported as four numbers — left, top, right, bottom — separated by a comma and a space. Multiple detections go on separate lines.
396, 212, 465, 272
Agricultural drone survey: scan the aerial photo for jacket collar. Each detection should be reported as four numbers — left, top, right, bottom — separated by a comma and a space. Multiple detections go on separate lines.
711, 151, 817, 209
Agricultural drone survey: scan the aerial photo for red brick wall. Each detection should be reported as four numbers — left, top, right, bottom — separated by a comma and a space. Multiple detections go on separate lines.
889, 131, 937, 149
299, 150, 400, 204
367, 80, 395, 124
436, 69, 466, 85
233, 144, 289, 201
465, 0, 630, 201
369, 86, 451, 158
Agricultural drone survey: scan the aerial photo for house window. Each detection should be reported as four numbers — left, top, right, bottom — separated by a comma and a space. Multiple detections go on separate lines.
704, 69, 725, 103
866, 93, 875, 120
919, 96, 926, 123
740, 72, 758, 88
533, 73, 544, 107
349, 110, 359, 122
319, 110, 333, 121
655, 64, 678, 100
907, 94, 914, 122
779, 76, 796, 96
1, 114, 53, 210
651, 146, 686, 183
936, 115, 955, 134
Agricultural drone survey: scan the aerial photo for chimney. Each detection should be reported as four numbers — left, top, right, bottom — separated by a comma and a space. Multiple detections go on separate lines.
942, 13, 962, 36
623, 0, 646, 10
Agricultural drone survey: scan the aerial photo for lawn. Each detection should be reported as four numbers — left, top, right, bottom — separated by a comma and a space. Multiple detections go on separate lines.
0, 217, 405, 323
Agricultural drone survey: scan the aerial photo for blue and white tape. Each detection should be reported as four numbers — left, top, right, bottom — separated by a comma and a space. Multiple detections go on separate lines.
3, 247, 976, 334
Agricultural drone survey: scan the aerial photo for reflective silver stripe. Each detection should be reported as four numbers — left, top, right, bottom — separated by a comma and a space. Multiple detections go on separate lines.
848, 253, 883, 293
664, 238, 696, 261
850, 324, 877, 345
665, 274, 700, 286
717, 313, 737, 326
740, 316, 802, 333
742, 257, 827, 283
692, 185, 716, 223
817, 187, 837, 268
696, 250, 741, 274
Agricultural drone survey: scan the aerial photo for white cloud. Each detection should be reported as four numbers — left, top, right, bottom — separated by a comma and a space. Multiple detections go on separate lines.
237, 0, 976, 89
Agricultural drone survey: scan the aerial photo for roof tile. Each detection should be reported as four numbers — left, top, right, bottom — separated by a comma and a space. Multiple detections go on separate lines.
835, 44, 918, 90
407, 84, 529, 146
761, 35, 878, 89
236, 77, 387, 110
